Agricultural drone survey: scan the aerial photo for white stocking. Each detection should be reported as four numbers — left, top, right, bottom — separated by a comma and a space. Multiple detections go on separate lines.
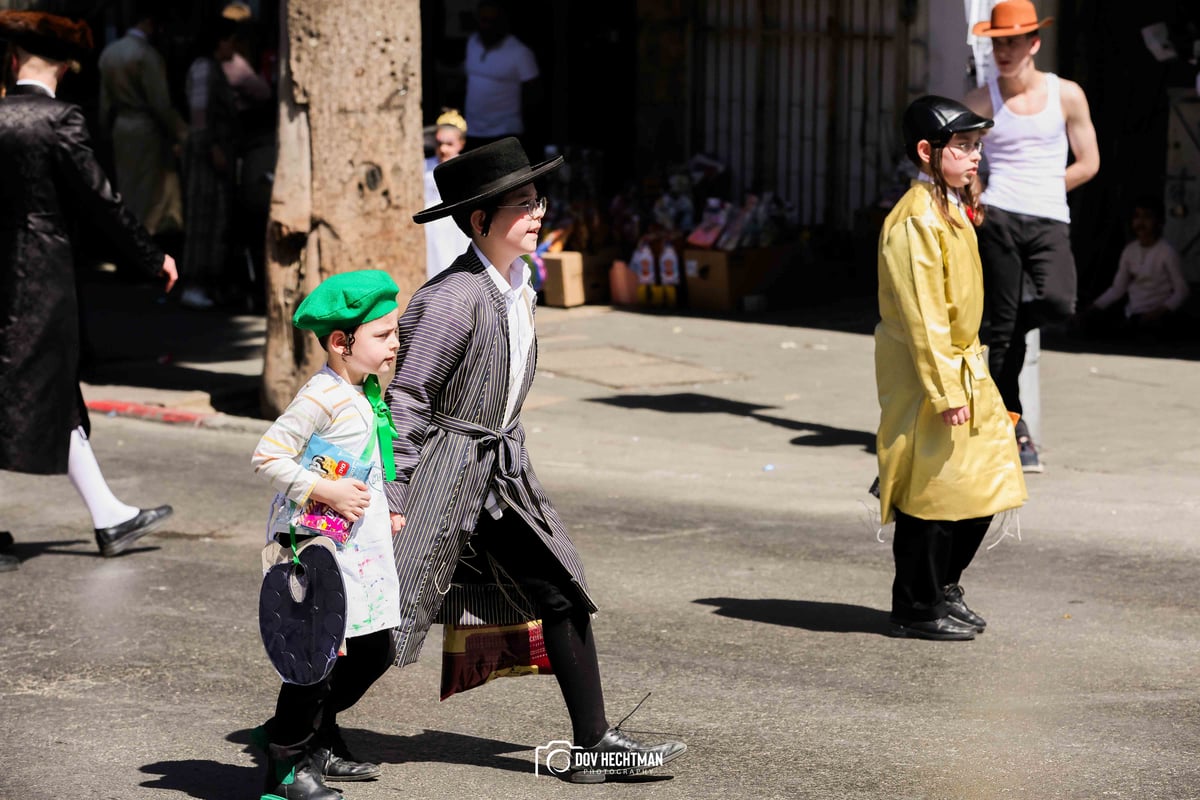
68, 427, 138, 529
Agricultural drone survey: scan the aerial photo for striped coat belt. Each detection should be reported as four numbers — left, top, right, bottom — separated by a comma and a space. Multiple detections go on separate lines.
429, 411, 551, 535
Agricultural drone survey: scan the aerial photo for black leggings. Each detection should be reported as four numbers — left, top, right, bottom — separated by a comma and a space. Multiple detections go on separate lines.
466, 510, 610, 747
266, 628, 394, 760
891, 509, 992, 622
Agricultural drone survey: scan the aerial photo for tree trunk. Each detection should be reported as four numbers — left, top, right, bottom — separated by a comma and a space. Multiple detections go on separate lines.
261, 0, 425, 416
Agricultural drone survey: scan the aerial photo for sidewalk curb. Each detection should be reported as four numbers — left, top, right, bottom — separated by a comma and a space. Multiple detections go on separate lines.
86, 400, 269, 434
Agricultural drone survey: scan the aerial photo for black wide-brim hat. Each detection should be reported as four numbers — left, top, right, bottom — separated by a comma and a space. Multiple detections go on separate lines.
414, 137, 563, 224
903, 95, 993, 154
0, 10, 93, 63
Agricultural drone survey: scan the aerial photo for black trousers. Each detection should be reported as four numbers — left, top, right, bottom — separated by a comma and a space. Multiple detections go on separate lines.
977, 207, 1077, 414
266, 628, 394, 761
463, 509, 610, 747
891, 509, 992, 622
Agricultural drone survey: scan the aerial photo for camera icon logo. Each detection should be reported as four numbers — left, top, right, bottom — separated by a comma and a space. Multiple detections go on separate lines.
534, 739, 582, 777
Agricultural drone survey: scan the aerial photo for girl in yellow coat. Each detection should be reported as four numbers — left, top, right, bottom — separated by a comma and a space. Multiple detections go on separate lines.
876, 96, 1027, 641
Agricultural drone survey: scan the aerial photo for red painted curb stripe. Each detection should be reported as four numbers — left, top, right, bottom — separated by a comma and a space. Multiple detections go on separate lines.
85, 400, 212, 426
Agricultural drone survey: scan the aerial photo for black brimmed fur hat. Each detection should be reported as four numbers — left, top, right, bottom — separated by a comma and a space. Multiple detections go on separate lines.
0, 10, 93, 63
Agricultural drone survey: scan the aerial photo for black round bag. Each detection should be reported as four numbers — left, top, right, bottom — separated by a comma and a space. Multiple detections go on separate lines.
258, 538, 347, 686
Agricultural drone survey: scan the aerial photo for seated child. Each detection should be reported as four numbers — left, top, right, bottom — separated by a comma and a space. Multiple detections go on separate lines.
250, 269, 403, 800
1082, 197, 1190, 339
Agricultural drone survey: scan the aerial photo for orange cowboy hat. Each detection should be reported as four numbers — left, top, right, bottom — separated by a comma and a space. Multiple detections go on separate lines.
972, 0, 1054, 38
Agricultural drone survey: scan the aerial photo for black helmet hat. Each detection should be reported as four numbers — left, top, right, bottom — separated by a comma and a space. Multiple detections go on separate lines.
902, 95, 993, 166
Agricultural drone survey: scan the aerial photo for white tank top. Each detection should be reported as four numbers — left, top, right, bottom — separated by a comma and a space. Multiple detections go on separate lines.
980, 73, 1071, 223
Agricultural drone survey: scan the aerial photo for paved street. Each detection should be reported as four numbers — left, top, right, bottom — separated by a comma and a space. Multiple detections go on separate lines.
2, 278, 1199, 799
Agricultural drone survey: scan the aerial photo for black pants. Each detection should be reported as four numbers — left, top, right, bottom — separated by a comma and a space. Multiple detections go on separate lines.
891, 509, 992, 622
977, 207, 1077, 414
463, 510, 610, 747
266, 628, 394, 761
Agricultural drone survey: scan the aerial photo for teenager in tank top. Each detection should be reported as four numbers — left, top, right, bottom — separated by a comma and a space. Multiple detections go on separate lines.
963, 0, 1099, 473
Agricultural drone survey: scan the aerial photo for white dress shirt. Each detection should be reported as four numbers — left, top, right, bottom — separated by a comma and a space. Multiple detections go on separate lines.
15, 79, 55, 98
475, 243, 535, 426
474, 243, 535, 518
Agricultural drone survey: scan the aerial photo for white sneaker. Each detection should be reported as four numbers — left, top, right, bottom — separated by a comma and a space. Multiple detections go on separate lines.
180, 287, 215, 309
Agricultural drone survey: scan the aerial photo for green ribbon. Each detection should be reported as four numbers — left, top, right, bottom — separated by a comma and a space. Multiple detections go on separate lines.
363, 375, 398, 481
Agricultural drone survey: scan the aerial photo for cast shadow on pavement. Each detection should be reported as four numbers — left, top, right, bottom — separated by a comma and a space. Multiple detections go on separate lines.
695, 597, 892, 635
140, 759, 257, 799
79, 274, 267, 418
224, 725, 533, 776
590, 393, 876, 454
353, 727, 534, 774
5, 538, 88, 564
7, 538, 159, 561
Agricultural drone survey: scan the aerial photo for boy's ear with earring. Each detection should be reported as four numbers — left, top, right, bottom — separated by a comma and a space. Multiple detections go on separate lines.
329, 330, 352, 357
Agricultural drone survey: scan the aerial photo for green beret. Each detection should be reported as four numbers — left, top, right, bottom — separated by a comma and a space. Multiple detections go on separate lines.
293, 270, 400, 337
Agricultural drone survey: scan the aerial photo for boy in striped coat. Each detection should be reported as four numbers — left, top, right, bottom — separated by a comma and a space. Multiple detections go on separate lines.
386, 138, 686, 783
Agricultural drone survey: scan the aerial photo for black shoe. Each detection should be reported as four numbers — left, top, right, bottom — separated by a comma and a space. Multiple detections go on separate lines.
0, 530, 13, 551
0, 552, 18, 572
311, 726, 381, 782
943, 584, 986, 632
261, 755, 340, 800
94, 506, 172, 557
890, 615, 976, 641
566, 728, 688, 784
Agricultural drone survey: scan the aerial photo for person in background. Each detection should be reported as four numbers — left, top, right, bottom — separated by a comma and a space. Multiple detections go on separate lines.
423, 108, 470, 279
219, 1, 274, 311
0, 10, 178, 570
963, 0, 1100, 473
179, 15, 240, 310
1078, 196, 1190, 340
96, 0, 186, 248
875, 96, 1027, 641
220, 1, 271, 118
462, 0, 543, 158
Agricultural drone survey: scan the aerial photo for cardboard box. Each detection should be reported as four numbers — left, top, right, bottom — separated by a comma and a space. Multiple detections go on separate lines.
541, 251, 585, 307
541, 249, 617, 307
683, 246, 790, 312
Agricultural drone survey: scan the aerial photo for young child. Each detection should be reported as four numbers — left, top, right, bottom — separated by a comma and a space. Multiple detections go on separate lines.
386, 137, 686, 782
423, 108, 470, 279
875, 96, 1027, 641
250, 269, 403, 799
1082, 197, 1190, 338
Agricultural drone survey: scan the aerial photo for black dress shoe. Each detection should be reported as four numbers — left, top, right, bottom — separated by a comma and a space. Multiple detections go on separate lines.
0, 530, 14, 551
890, 615, 976, 641
94, 505, 172, 557
943, 584, 987, 631
312, 725, 381, 782
0, 552, 18, 572
261, 755, 340, 800
566, 728, 687, 783
310, 745, 381, 782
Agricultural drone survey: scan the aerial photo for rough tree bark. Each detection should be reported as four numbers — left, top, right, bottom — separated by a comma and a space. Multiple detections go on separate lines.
261, 0, 425, 416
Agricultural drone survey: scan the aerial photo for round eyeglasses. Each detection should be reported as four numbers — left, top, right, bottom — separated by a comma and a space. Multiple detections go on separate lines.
495, 196, 548, 218
947, 140, 984, 157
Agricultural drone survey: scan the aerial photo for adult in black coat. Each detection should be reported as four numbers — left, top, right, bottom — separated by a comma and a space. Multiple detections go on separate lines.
0, 11, 178, 570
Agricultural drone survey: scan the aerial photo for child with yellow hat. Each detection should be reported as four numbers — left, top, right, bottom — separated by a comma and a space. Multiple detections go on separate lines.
250, 269, 402, 798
